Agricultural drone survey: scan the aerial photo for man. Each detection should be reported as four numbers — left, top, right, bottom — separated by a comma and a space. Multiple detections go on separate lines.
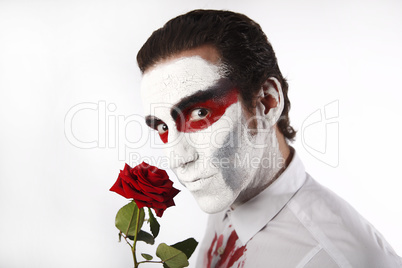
137, 10, 401, 267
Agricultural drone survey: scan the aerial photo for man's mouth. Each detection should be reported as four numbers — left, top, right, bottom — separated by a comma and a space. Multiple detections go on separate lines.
183, 174, 216, 192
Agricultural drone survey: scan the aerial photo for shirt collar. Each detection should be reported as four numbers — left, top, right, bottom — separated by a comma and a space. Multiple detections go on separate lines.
228, 150, 307, 245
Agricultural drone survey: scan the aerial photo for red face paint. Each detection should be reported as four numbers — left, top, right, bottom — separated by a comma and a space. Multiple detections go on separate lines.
159, 131, 168, 143
153, 87, 238, 144
152, 120, 169, 143
175, 88, 238, 133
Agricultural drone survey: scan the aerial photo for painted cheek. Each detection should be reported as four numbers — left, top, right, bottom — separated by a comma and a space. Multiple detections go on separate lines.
159, 131, 168, 143
176, 89, 238, 133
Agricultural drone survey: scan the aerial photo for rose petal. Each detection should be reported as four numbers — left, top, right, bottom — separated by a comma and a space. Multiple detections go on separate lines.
135, 181, 165, 195
109, 177, 129, 198
122, 181, 154, 203
110, 162, 181, 217
134, 199, 153, 210
154, 207, 167, 217
147, 202, 168, 209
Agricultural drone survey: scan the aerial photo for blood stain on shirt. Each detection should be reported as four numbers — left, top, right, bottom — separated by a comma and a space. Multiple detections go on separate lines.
206, 230, 247, 268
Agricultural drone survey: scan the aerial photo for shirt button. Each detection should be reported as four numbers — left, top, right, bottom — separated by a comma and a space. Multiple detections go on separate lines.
217, 246, 225, 255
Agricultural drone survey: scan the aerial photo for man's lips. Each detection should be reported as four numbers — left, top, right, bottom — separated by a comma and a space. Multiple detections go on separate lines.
182, 174, 216, 192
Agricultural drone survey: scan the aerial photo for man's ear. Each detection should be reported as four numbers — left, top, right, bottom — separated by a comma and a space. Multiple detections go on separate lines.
259, 77, 284, 126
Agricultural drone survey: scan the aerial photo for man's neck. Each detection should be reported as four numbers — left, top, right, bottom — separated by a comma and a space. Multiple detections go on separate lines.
276, 126, 292, 168
231, 127, 292, 210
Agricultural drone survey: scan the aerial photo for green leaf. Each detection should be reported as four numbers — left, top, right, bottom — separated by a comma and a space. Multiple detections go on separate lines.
148, 208, 160, 238
137, 230, 155, 245
127, 230, 155, 244
141, 253, 153, 260
115, 201, 145, 236
156, 243, 189, 268
171, 238, 198, 260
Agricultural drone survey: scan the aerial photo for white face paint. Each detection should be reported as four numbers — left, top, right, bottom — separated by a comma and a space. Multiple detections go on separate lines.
141, 56, 283, 213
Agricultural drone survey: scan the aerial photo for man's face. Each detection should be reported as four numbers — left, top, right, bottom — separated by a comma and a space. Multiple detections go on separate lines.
140, 49, 281, 213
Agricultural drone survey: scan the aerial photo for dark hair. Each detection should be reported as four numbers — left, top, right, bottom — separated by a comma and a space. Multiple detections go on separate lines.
137, 9, 296, 140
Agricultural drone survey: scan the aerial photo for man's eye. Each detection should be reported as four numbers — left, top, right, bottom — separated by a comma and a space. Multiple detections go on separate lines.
157, 123, 168, 134
189, 108, 209, 121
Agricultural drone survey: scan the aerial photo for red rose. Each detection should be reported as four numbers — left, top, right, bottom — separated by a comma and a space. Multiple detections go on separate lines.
110, 162, 180, 217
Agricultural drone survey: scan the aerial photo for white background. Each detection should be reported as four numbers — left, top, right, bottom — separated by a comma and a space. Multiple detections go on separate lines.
1, 0, 402, 267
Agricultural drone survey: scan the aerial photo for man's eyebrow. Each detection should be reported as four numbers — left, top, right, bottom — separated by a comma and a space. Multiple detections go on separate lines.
145, 115, 163, 129
170, 78, 235, 121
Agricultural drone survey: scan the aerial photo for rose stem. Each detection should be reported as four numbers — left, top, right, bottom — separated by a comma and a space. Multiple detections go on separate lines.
138, 260, 163, 265
123, 234, 133, 247
132, 207, 142, 268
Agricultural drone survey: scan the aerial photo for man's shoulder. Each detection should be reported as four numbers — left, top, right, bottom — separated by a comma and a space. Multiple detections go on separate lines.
289, 173, 354, 218
283, 174, 402, 267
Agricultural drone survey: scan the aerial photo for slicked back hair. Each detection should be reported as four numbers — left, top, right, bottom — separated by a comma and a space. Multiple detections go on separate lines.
137, 9, 296, 140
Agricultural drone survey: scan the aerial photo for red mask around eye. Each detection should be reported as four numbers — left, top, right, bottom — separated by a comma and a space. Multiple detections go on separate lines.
159, 130, 168, 144
176, 88, 238, 133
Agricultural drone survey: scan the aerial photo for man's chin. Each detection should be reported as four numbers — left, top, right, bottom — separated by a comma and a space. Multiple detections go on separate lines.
193, 193, 234, 214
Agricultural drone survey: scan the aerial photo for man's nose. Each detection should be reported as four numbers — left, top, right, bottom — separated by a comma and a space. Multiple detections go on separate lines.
164, 129, 199, 169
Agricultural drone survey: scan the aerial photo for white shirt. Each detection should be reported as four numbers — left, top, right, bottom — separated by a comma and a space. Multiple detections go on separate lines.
196, 152, 402, 267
